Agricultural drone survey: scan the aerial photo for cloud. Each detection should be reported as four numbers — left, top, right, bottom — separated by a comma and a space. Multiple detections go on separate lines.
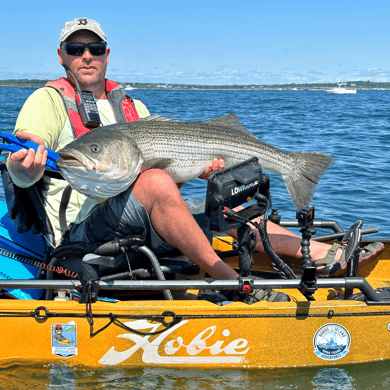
350, 68, 390, 80
0, 70, 62, 79
308, 70, 327, 75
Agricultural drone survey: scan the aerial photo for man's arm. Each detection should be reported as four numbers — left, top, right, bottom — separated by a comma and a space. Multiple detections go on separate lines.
8, 132, 47, 185
7, 88, 67, 187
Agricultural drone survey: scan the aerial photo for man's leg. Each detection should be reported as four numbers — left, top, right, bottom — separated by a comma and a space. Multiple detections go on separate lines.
131, 169, 239, 280
132, 169, 340, 273
132, 169, 290, 302
225, 218, 333, 261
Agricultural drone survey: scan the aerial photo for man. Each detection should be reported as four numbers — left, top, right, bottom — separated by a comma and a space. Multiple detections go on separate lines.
53, 324, 71, 346
7, 18, 383, 304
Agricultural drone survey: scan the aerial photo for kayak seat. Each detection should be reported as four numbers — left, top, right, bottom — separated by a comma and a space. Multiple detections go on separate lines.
51, 238, 199, 281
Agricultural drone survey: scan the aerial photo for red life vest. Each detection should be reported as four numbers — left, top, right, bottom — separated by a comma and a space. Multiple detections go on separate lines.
45, 77, 139, 137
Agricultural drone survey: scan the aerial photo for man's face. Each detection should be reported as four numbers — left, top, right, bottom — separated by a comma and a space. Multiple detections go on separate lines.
55, 327, 63, 335
58, 31, 110, 90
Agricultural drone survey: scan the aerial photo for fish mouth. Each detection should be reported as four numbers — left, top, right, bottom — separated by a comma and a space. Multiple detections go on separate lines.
56, 150, 97, 171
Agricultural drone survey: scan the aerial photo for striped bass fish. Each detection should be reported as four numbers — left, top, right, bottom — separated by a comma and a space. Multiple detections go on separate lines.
56, 114, 335, 209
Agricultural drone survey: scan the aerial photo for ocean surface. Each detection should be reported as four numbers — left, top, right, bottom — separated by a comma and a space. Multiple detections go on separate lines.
0, 87, 389, 388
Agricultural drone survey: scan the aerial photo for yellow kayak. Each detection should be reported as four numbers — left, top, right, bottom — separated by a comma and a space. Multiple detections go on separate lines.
0, 238, 388, 369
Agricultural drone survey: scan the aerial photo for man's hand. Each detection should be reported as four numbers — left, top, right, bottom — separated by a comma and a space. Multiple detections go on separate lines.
198, 158, 225, 180
8, 132, 47, 184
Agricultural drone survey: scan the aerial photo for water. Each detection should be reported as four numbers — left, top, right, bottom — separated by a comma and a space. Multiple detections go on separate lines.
0, 87, 389, 388
1, 362, 390, 389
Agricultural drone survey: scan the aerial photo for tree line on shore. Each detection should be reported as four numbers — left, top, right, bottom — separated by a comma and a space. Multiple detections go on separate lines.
0, 79, 389, 90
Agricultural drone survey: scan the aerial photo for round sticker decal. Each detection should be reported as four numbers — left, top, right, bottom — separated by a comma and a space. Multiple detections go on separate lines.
313, 323, 351, 361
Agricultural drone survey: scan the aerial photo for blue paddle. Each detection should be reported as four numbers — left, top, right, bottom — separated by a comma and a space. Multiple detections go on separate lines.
0, 132, 60, 171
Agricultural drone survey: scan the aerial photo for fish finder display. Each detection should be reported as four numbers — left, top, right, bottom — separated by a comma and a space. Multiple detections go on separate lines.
205, 157, 271, 231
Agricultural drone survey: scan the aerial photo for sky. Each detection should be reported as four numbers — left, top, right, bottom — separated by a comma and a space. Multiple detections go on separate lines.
1, 1, 390, 85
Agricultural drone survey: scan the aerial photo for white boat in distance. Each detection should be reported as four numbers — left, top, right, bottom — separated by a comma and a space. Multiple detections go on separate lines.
326, 83, 357, 94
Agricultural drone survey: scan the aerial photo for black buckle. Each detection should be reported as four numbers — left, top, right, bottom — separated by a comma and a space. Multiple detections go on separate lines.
78, 254, 117, 304
79, 279, 99, 304
300, 266, 318, 294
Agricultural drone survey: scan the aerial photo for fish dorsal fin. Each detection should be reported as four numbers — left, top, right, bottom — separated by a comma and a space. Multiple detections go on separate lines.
138, 114, 257, 138
138, 114, 181, 123
204, 114, 257, 138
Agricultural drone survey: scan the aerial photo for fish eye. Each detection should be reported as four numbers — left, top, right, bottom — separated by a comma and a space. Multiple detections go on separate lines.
90, 144, 100, 153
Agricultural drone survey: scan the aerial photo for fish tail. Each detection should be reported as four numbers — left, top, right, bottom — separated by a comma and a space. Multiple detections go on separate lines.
282, 151, 335, 209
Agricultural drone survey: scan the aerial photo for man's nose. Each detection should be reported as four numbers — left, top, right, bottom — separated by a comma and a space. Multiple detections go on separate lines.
81, 48, 93, 60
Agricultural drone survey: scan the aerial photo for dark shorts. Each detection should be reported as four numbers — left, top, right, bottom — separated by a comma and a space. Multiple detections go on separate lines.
58, 187, 211, 277
67, 187, 212, 254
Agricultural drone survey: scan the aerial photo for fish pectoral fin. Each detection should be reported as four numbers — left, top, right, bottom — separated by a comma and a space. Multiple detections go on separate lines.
141, 157, 174, 172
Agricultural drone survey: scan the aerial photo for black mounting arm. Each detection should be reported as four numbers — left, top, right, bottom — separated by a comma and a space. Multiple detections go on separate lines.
297, 206, 318, 301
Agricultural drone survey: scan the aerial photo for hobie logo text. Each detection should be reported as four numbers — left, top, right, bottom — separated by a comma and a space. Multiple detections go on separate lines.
99, 319, 250, 365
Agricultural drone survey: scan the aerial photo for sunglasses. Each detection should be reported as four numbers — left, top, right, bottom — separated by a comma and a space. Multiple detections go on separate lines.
61, 42, 107, 56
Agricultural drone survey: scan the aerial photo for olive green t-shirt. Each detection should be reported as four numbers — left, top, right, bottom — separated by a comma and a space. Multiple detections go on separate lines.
7, 87, 150, 244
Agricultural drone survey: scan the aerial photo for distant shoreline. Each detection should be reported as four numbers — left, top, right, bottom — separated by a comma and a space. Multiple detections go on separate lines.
0, 79, 389, 90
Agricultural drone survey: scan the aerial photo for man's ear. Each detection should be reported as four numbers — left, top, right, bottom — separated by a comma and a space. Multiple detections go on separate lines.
58, 48, 64, 65
106, 47, 110, 65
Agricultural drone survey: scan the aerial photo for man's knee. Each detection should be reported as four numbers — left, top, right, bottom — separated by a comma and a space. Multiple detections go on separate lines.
136, 169, 177, 192
132, 169, 182, 211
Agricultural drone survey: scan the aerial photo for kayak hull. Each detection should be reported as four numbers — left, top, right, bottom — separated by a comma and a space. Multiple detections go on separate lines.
0, 281, 389, 369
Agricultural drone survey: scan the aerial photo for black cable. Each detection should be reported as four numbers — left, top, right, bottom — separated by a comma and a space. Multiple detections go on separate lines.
223, 207, 297, 279
258, 218, 297, 279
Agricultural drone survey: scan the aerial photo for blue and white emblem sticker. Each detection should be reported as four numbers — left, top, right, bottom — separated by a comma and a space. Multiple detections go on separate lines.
313, 323, 351, 361
51, 321, 78, 358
